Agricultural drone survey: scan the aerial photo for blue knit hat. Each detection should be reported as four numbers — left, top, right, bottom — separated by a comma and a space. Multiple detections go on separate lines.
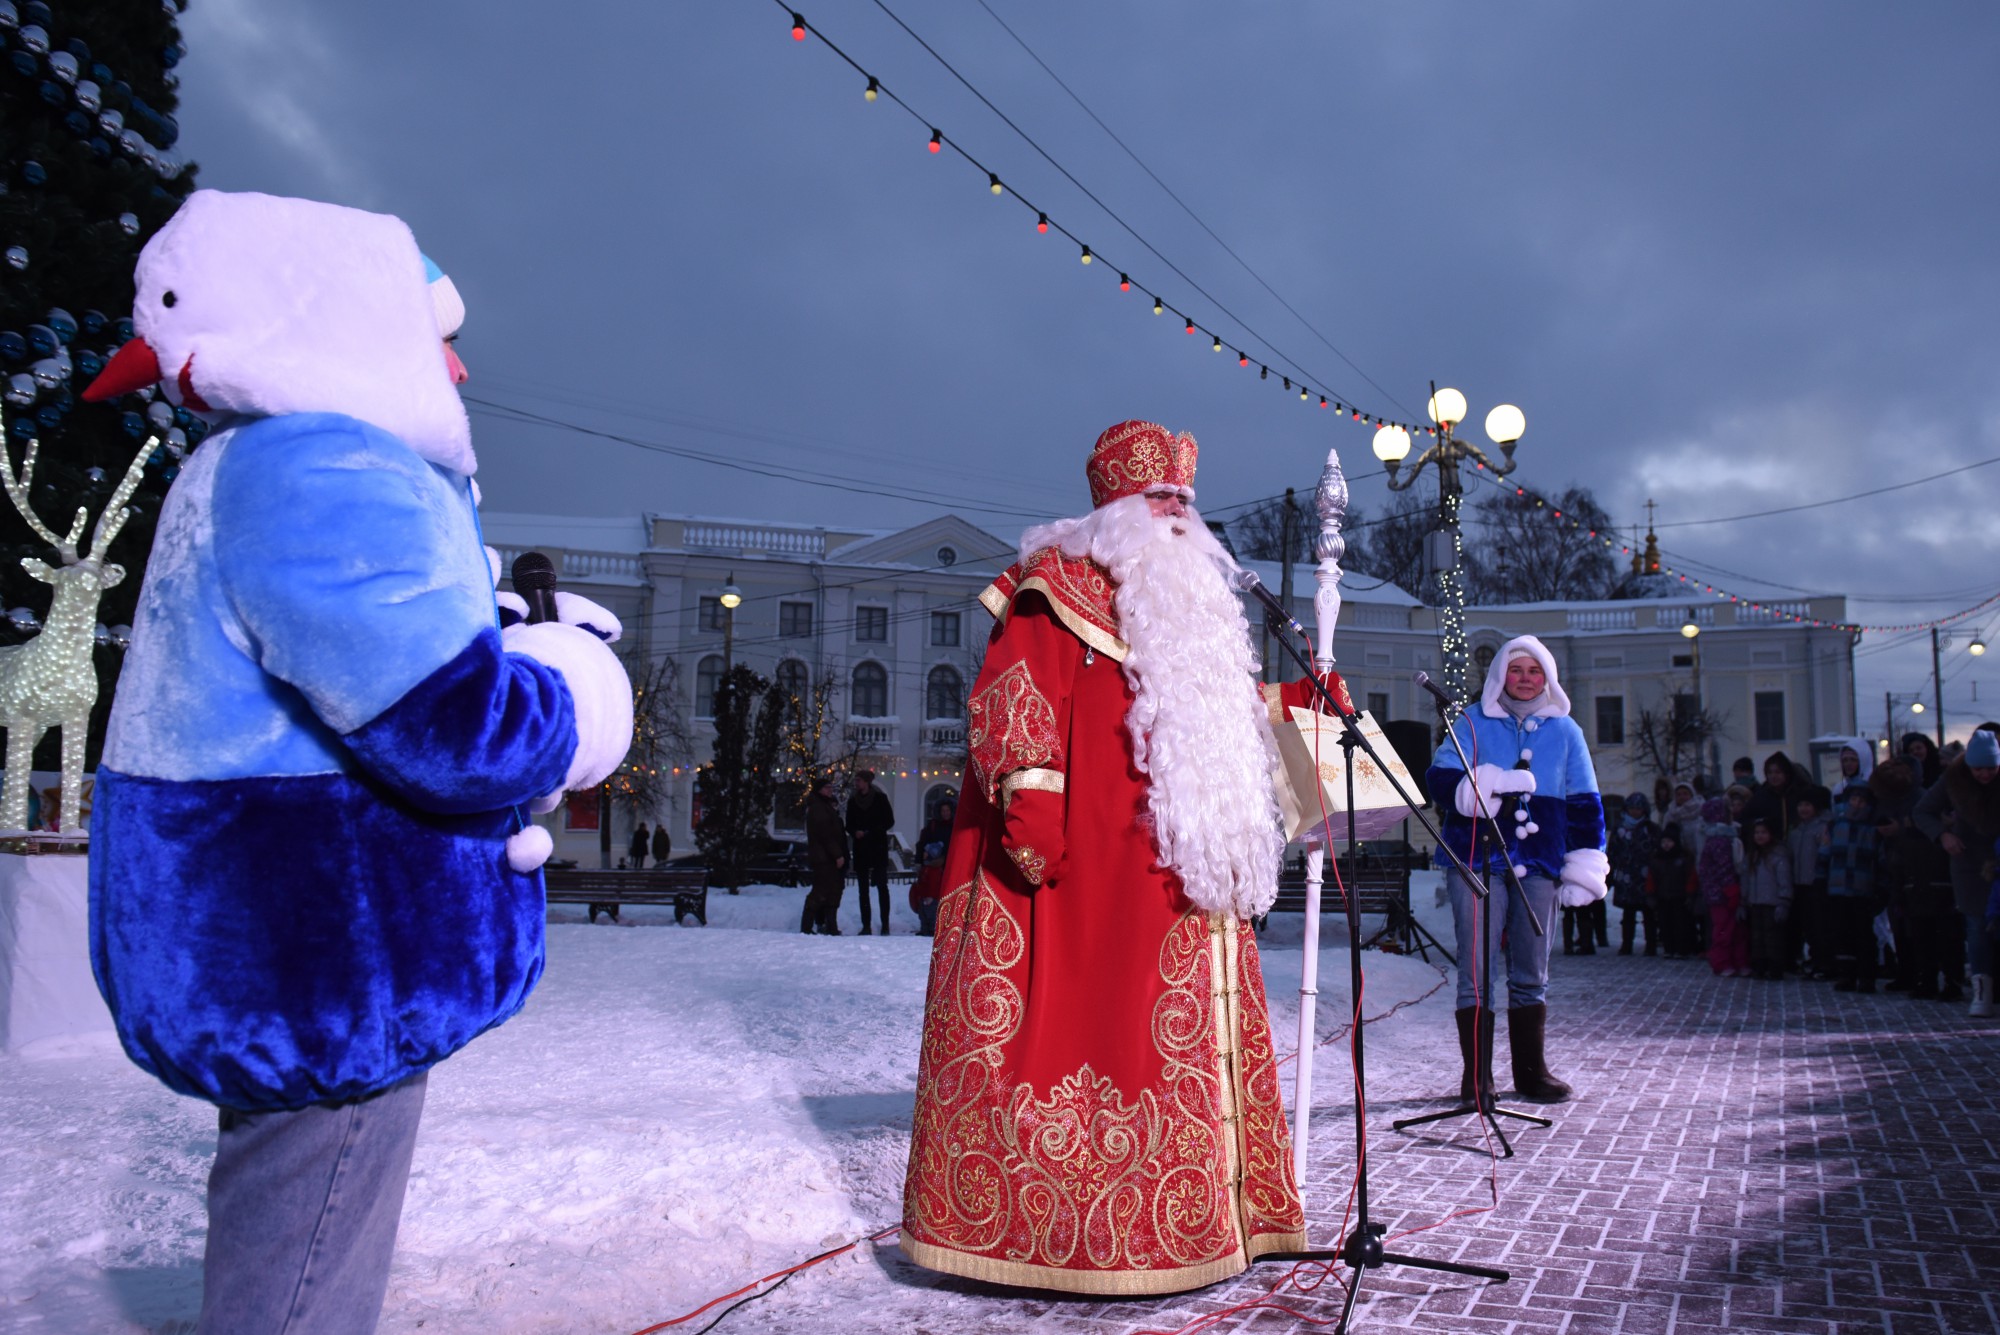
1966, 728, 2000, 768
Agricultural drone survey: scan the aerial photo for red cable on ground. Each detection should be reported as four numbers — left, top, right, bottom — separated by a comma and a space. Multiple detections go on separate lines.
627, 1223, 901, 1335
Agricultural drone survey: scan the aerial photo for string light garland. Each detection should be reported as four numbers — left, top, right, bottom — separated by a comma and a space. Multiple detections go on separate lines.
1458, 461, 2000, 635
772, 3, 1426, 440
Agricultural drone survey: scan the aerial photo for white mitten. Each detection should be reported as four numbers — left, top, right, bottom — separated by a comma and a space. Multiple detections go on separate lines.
1453, 763, 1537, 817
553, 591, 622, 643
1557, 848, 1610, 907
503, 620, 634, 797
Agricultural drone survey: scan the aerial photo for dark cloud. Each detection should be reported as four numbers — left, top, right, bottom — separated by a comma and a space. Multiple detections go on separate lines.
172, 0, 2000, 726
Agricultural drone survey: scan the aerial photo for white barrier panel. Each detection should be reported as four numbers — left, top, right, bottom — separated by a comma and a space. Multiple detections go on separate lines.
0, 853, 114, 1052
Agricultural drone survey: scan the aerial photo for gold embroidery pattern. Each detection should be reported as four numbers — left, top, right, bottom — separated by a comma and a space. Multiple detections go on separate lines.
1007, 845, 1048, 886
904, 871, 1027, 1253
967, 662, 1062, 804
1000, 767, 1066, 806
903, 890, 1303, 1286
1231, 927, 1304, 1235
1087, 420, 1199, 507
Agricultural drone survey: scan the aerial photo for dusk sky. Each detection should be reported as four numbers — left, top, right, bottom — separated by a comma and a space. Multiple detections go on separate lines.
172, 1, 2000, 736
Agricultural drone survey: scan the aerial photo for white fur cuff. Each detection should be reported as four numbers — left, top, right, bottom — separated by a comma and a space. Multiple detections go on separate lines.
1559, 847, 1610, 905
503, 620, 633, 795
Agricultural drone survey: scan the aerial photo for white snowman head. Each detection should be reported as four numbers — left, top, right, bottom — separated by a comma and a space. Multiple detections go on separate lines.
84, 190, 475, 476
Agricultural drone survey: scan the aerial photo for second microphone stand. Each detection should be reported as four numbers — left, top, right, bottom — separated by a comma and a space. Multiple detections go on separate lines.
1251, 612, 1508, 1332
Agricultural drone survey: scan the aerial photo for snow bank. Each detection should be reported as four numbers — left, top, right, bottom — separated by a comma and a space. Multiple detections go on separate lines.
0, 882, 1456, 1333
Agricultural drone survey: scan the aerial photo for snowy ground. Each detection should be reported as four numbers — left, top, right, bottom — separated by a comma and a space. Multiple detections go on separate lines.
0, 884, 1458, 1334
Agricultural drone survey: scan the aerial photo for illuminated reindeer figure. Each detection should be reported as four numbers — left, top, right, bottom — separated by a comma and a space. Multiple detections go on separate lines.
0, 410, 156, 833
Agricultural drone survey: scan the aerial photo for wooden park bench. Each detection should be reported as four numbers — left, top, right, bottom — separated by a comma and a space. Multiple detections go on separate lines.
543, 867, 711, 926
1267, 861, 1450, 964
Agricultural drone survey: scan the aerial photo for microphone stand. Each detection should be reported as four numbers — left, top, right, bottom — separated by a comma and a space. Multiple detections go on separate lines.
1245, 586, 1509, 1331
1387, 687, 1553, 1156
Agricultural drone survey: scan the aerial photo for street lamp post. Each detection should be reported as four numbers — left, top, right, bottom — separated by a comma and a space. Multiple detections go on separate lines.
720, 574, 742, 673
1375, 386, 1525, 703
1681, 619, 1717, 783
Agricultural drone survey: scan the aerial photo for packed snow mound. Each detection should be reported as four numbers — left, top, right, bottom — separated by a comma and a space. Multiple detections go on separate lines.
0, 883, 1452, 1333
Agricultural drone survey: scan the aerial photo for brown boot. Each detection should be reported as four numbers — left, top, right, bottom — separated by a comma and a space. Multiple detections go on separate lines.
1454, 1007, 1496, 1106
1507, 1004, 1572, 1103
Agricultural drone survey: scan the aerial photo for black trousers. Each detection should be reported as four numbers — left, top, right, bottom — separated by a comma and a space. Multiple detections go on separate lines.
853, 854, 891, 932
1619, 904, 1654, 953
1834, 896, 1879, 986
803, 868, 845, 933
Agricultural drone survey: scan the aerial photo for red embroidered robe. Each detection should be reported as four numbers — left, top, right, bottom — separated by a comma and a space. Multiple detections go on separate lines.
900, 547, 1342, 1294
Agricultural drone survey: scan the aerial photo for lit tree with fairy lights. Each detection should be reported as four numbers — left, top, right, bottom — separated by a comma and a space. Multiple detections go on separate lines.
1, 0, 200, 785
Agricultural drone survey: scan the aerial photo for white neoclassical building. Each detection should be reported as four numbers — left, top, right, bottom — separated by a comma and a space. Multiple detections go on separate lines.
481, 511, 1855, 864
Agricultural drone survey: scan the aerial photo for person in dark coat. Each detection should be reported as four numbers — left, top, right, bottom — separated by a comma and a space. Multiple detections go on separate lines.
1646, 824, 1698, 959
651, 823, 671, 867
803, 775, 848, 934
909, 796, 957, 937
1609, 792, 1659, 956
1912, 728, 2000, 1016
845, 768, 897, 935
628, 821, 650, 870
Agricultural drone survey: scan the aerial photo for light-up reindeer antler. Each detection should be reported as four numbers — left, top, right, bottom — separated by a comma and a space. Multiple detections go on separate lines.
0, 436, 89, 563
84, 435, 160, 564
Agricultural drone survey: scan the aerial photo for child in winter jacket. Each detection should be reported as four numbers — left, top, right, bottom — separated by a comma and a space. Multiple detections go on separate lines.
1742, 818, 1794, 980
1647, 824, 1698, 958
1821, 784, 1883, 992
1697, 797, 1750, 976
1787, 789, 1833, 977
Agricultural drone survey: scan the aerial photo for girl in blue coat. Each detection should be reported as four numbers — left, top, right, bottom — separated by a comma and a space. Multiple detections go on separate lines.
1427, 635, 1608, 1104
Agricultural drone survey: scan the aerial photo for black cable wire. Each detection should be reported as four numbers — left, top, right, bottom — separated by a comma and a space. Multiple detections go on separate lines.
963, 0, 1417, 421
773, 0, 1410, 429
1648, 454, 2000, 528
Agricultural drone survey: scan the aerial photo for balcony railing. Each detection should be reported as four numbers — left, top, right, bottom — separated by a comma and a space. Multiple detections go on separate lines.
1568, 608, 1637, 631
922, 722, 967, 750
682, 523, 827, 558
1735, 601, 1812, 624
491, 546, 642, 583
847, 721, 898, 749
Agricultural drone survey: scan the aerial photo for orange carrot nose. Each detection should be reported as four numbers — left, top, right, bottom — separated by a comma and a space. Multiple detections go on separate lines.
83, 337, 163, 401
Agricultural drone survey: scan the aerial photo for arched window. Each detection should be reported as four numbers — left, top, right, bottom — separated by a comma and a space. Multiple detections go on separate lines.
775, 658, 809, 705
924, 783, 960, 826
851, 661, 889, 718
695, 654, 724, 719
926, 664, 963, 720
1472, 644, 1497, 686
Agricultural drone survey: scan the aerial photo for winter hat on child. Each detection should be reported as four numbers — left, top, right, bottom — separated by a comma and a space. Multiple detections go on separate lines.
1966, 728, 2000, 768
1624, 792, 1651, 815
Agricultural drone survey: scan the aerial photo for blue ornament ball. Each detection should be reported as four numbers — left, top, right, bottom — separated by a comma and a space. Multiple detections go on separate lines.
0, 331, 25, 361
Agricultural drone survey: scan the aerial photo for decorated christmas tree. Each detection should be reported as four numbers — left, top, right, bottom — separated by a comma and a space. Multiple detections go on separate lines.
0, 0, 199, 773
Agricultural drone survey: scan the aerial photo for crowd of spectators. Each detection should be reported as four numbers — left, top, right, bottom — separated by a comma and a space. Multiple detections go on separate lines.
1591, 735, 2000, 1019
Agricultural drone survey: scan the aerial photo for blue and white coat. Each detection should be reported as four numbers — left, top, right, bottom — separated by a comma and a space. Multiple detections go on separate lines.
87, 192, 631, 1112
1426, 636, 1609, 901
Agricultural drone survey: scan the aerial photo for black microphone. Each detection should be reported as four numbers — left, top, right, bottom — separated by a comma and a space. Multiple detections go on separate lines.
1232, 568, 1308, 640
1412, 670, 1455, 709
511, 550, 559, 625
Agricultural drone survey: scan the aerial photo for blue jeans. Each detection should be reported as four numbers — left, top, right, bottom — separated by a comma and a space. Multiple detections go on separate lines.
1967, 909, 1994, 978
1449, 870, 1558, 1011
198, 1071, 428, 1334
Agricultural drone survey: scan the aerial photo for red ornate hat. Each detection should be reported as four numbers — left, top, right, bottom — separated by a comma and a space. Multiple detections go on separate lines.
1086, 419, 1198, 509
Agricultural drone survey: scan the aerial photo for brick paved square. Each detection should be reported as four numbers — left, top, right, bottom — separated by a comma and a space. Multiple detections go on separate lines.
764, 950, 1999, 1334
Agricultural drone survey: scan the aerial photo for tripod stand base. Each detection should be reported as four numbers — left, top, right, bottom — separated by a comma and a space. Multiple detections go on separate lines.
1391, 1099, 1553, 1158
1259, 1221, 1510, 1331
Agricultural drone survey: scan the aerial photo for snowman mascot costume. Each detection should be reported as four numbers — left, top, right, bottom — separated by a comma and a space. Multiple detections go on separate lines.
1426, 635, 1607, 1106
82, 190, 632, 1334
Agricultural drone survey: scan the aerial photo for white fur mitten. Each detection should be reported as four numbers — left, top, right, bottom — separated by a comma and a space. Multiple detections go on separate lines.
503, 620, 634, 797
1454, 762, 1537, 817
1557, 848, 1610, 907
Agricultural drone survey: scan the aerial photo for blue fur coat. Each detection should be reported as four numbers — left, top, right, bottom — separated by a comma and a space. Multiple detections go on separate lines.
1427, 708, 1606, 882
90, 412, 576, 1111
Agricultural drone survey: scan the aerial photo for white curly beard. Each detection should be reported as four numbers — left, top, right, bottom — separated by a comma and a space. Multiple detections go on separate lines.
1021, 497, 1283, 919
